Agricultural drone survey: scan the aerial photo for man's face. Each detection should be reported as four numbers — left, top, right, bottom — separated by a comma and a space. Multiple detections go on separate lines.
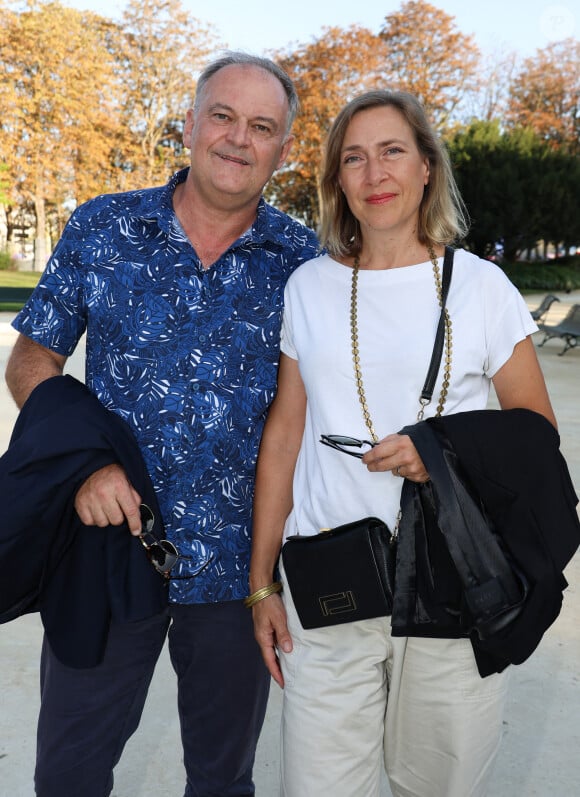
184, 64, 294, 211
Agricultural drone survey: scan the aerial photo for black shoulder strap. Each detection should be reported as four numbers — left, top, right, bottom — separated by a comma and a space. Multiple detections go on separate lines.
420, 245, 454, 405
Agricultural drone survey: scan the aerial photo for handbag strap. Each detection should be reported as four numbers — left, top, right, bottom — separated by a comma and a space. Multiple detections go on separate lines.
418, 245, 454, 419
351, 246, 454, 439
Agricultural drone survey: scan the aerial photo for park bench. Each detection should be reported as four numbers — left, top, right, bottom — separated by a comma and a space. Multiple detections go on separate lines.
537, 304, 580, 356
530, 293, 560, 321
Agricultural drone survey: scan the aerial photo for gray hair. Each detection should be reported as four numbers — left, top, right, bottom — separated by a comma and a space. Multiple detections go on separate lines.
194, 51, 299, 135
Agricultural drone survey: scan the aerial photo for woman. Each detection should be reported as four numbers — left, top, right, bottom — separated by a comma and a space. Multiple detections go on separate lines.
247, 91, 556, 797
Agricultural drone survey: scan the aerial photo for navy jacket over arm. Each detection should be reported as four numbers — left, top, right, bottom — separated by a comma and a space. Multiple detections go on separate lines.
394, 408, 580, 676
0, 375, 168, 667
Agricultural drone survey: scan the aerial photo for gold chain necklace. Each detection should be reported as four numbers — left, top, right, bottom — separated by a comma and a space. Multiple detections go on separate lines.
350, 245, 453, 442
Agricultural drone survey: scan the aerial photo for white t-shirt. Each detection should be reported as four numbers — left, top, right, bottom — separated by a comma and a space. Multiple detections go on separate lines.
280, 249, 537, 540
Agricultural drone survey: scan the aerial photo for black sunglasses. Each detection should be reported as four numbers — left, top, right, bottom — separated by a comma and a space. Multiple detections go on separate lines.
138, 505, 215, 580
319, 434, 377, 459
138, 504, 179, 577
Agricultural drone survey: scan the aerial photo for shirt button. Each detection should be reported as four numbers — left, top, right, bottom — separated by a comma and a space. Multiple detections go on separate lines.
198, 333, 206, 342
192, 383, 200, 392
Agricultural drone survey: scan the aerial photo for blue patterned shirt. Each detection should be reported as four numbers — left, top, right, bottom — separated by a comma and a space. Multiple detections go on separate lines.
13, 168, 319, 603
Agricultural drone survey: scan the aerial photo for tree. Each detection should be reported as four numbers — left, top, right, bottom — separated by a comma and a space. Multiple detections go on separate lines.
0, 0, 219, 265
379, 0, 481, 129
272, 25, 386, 226
0, 163, 9, 204
507, 38, 580, 153
0, 1, 122, 269
449, 121, 580, 260
116, 0, 218, 187
537, 149, 580, 258
449, 121, 502, 257
463, 48, 519, 122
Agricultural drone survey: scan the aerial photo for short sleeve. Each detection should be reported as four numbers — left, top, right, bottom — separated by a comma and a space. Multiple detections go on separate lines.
280, 283, 298, 361
12, 210, 88, 355
485, 271, 538, 378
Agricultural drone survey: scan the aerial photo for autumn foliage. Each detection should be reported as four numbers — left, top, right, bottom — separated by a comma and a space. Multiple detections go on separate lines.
0, 0, 579, 264
0, 0, 216, 268
506, 38, 580, 153
270, 26, 386, 227
379, 0, 480, 128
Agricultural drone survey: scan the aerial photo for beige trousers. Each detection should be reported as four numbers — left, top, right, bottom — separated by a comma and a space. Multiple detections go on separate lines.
279, 571, 509, 797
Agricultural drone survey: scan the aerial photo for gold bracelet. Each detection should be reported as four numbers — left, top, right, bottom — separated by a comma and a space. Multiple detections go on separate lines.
243, 581, 282, 608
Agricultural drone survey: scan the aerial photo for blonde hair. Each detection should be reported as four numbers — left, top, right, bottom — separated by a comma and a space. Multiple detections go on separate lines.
318, 90, 468, 257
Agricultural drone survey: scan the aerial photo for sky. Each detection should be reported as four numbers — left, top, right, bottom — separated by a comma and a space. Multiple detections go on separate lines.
64, 0, 578, 59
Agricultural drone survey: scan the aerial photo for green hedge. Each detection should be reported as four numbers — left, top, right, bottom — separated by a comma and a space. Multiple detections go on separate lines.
500, 258, 580, 293
0, 287, 34, 311
0, 264, 40, 310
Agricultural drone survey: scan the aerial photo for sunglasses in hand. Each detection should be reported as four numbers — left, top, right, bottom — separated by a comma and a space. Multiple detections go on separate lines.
319, 434, 377, 459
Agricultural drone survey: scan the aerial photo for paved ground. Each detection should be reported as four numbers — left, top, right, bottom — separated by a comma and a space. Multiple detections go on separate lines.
0, 293, 579, 796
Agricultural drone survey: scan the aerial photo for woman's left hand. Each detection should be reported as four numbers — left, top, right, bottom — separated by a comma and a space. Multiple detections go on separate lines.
361, 433, 430, 482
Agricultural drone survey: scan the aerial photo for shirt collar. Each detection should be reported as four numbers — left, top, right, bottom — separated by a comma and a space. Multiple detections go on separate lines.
132, 168, 188, 234
133, 167, 293, 249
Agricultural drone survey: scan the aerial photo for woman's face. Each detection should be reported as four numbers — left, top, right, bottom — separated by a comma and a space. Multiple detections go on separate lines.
338, 105, 430, 241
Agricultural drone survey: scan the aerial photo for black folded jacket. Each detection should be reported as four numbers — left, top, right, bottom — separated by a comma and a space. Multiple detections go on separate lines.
393, 408, 580, 676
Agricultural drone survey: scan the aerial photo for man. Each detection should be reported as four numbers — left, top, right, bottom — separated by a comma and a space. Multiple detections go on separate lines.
5, 52, 319, 796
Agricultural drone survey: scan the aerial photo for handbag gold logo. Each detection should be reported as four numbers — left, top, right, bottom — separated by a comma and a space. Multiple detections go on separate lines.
319, 591, 357, 617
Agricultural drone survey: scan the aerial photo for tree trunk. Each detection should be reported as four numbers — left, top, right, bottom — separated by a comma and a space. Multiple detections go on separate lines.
33, 193, 47, 272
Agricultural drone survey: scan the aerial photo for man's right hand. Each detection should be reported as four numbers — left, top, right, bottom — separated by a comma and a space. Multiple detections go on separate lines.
74, 463, 143, 535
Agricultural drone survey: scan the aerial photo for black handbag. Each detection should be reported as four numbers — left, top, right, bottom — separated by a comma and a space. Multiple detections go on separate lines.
280, 248, 454, 629
281, 517, 396, 628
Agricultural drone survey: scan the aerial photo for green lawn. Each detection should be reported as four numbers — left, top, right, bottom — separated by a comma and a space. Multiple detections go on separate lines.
0, 270, 42, 287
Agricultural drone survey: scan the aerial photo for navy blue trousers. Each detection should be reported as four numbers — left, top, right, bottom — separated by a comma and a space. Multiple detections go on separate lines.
35, 601, 270, 797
